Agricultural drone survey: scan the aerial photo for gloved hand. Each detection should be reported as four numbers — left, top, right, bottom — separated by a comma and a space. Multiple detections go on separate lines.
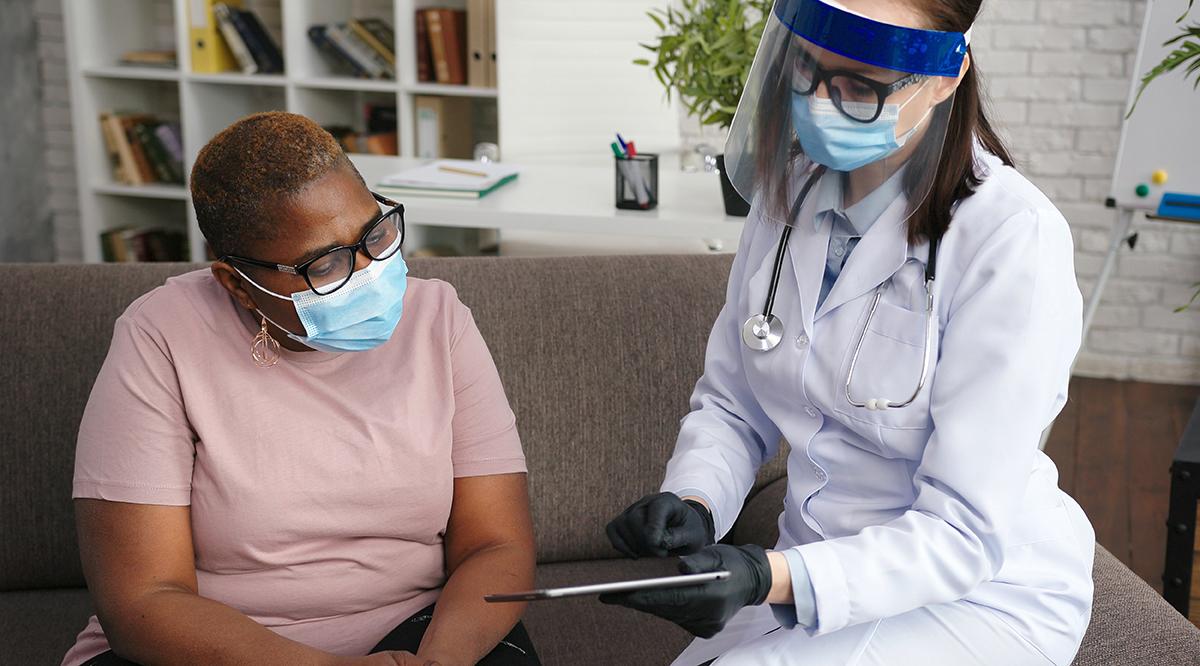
599, 544, 772, 638
606, 492, 716, 558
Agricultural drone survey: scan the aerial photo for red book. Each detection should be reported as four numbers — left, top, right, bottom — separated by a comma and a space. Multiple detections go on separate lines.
415, 10, 433, 83
442, 9, 467, 85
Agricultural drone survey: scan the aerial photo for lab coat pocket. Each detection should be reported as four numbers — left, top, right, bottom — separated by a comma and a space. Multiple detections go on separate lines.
834, 299, 933, 432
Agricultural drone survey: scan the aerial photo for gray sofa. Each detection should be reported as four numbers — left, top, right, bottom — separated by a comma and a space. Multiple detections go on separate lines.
1, 256, 1197, 665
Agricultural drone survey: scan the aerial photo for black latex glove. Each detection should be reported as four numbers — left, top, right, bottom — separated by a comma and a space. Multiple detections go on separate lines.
606, 492, 716, 558
599, 544, 772, 638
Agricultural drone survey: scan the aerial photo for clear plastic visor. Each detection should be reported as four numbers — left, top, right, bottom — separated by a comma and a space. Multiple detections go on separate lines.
724, 0, 968, 228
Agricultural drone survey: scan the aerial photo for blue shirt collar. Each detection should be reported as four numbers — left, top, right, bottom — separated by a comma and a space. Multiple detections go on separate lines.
813, 168, 907, 237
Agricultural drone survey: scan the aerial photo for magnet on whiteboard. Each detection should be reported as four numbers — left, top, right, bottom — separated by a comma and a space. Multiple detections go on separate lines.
1151, 170, 1168, 185
1136, 183, 1151, 197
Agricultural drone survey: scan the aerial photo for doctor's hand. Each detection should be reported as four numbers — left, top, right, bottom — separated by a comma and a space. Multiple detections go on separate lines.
606, 492, 716, 558
598, 544, 772, 638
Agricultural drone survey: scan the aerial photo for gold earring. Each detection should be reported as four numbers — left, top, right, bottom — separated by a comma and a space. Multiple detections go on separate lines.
251, 317, 280, 368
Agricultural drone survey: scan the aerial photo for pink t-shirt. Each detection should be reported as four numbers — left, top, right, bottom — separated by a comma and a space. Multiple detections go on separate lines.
63, 269, 527, 665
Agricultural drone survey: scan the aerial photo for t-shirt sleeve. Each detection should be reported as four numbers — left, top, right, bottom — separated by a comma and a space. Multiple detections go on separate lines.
448, 302, 527, 478
73, 312, 195, 505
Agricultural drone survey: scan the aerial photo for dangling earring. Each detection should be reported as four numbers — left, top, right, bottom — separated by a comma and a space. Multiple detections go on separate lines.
251, 317, 280, 368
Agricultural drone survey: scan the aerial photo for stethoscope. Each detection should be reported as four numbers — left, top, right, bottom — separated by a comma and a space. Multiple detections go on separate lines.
740, 166, 940, 411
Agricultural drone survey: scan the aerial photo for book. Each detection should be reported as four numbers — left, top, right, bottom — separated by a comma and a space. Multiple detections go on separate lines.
131, 122, 175, 183
349, 18, 395, 67
188, 0, 241, 73
308, 25, 371, 78
414, 96, 474, 159
234, 8, 284, 73
377, 159, 519, 199
467, 0, 488, 87
325, 23, 385, 78
443, 10, 468, 85
154, 122, 185, 173
213, 3, 257, 73
98, 114, 127, 184
121, 116, 157, 184
425, 10, 450, 83
485, 0, 497, 87
415, 10, 433, 83
120, 50, 177, 68
340, 22, 394, 78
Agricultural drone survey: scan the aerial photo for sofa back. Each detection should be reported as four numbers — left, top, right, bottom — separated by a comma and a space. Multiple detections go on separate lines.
0, 255, 787, 591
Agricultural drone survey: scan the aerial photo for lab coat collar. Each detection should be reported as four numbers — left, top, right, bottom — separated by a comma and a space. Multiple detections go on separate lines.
810, 193, 912, 322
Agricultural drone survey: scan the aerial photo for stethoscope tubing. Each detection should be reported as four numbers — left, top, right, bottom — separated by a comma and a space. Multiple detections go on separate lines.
744, 165, 942, 412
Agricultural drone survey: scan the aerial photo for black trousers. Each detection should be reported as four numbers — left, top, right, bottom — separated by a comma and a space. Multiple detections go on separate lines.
80, 603, 540, 665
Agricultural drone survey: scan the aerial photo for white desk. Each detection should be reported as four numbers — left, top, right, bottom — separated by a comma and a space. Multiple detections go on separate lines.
348, 155, 749, 247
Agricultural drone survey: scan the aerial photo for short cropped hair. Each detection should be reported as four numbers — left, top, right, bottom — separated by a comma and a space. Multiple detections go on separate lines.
190, 111, 364, 258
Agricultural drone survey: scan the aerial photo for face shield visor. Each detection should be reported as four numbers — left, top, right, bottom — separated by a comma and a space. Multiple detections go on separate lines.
724, 0, 970, 227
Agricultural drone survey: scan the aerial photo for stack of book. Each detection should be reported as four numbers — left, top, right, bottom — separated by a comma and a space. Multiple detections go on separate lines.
416, 1, 496, 87
119, 50, 177, 69
100, 227, 188, 262
323, 104, 399, 156
209, 3, 284, 74
308, 18, 396, 80
98, 112, 185, 187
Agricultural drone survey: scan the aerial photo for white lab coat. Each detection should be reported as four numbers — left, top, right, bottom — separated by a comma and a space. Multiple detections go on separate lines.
661, 148, 1095, 666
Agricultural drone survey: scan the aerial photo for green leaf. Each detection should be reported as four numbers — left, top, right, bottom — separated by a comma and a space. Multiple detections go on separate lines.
1127, 27, 1200, 116
647, 10, 666, 31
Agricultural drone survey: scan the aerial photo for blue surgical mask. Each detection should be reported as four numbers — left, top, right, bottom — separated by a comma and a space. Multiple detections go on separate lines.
791, 87, 931, 172
235, 249, 408, 353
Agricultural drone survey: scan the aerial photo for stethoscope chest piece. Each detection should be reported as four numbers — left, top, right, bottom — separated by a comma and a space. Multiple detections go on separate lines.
742, 313, 784, 352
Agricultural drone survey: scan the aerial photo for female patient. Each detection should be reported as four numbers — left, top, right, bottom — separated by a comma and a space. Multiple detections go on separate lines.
63, 112, 538, 666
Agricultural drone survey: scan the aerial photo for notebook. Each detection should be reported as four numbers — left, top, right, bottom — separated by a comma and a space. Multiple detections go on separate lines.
377, 160, 519, 199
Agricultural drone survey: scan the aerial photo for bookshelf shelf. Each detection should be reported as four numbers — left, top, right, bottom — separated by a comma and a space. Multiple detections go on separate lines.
187, 72, 288, 87
93, 182, 190, 200
405, 82, 497, 98
66, 0, 502, 262
83, 66, 181, 82
296, 76, 398, 92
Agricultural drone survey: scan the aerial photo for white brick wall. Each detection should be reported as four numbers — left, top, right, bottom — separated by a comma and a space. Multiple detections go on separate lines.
35, 0, 1200, 383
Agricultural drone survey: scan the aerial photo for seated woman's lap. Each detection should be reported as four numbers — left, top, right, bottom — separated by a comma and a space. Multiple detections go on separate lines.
79, 603, 540, 666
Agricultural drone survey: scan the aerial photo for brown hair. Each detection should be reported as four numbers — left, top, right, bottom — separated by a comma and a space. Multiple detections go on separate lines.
191, 111, 364, 257
755, 0, 1013, 243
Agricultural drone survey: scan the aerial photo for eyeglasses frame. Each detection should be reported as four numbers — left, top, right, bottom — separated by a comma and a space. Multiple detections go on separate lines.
221, 191, 405, 296
792, 53, 927, 124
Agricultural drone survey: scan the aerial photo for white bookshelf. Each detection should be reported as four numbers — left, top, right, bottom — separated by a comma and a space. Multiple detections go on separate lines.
63, 0, 498, 262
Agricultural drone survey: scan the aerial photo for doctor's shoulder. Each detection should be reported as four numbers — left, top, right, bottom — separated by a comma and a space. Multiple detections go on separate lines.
943, 150, 1076, 265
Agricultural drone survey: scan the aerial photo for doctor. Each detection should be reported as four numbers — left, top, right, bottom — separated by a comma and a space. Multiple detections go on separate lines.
601, 0, 1095, 664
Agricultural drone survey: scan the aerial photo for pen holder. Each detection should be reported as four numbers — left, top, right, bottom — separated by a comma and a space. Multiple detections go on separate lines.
614, 154, 659, 211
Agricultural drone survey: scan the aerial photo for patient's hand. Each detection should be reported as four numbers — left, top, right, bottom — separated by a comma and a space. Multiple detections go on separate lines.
348, 651, 440, 666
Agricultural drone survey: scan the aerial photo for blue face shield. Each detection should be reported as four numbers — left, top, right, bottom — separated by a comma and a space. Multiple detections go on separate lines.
722, 0, 970, 227
235, 247, 409, 353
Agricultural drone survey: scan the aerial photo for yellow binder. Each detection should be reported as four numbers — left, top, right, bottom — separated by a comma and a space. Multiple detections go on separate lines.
189, 0, 242, 73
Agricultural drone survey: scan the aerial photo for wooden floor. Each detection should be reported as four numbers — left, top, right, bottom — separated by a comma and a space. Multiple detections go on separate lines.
1043, 377, 1200, 598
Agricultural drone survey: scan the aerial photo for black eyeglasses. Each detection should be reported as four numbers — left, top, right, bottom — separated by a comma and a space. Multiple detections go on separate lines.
792, 50, 926, 123
223, 191, 406, 296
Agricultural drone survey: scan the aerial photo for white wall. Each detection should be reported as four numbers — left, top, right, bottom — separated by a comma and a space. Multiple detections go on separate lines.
30, 0, 1200, 383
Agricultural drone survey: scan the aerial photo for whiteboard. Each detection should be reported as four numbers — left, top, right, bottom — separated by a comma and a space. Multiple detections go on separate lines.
1110, 0, 1200, 212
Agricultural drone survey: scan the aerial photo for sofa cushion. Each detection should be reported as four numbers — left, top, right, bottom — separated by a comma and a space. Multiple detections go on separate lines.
0, 588, 93, 665
1075, 544, 1200, 665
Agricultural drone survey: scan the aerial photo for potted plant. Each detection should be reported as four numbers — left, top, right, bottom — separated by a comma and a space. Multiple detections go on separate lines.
635, 0, 772, 217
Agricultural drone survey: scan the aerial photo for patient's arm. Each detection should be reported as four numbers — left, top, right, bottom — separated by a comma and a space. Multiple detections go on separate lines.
417, 473, 536, 665
75, 498, 379, 665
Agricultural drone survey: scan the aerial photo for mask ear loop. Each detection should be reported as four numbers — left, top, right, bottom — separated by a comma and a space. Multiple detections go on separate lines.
228, 265, 307, 340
